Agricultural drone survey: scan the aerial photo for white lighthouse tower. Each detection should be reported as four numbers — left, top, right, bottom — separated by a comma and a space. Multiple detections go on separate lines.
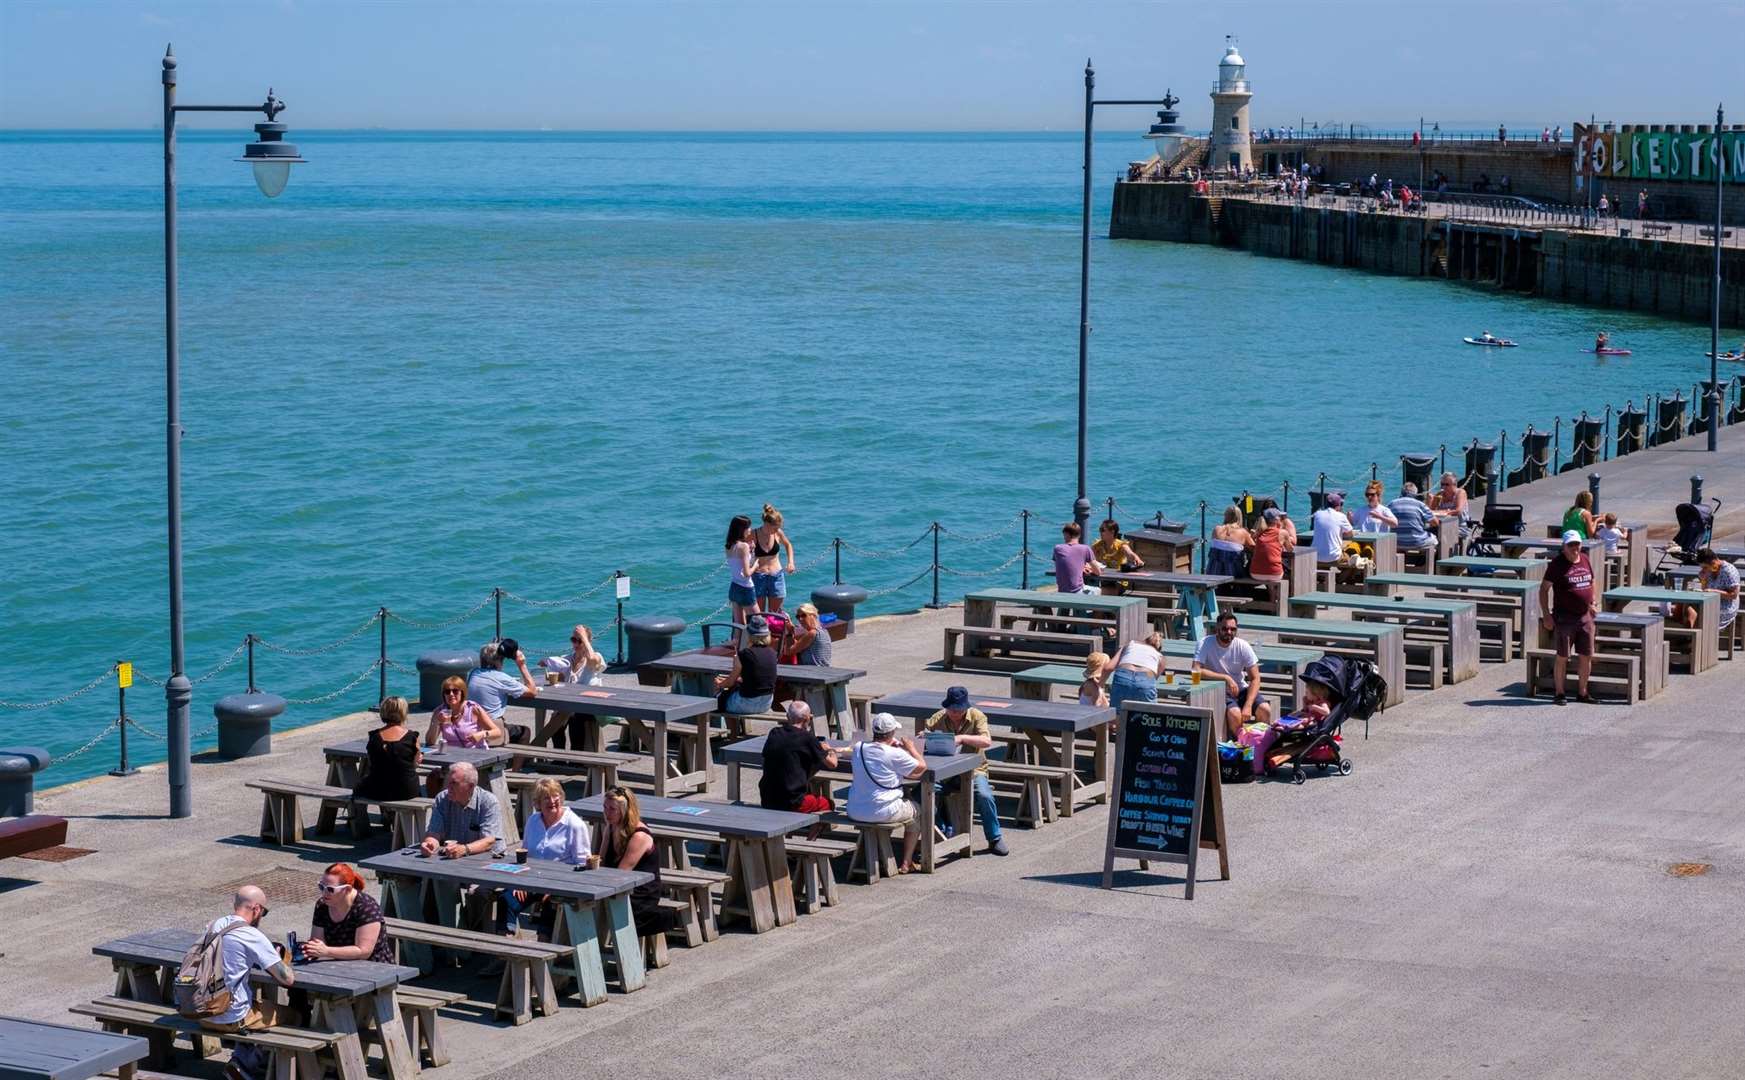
1208, 37, 1253, 174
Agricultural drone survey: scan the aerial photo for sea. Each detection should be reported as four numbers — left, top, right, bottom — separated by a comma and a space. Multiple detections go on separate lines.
1, 130, 1735, 786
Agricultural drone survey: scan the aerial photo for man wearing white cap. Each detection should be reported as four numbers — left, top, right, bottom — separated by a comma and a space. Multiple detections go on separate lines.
846, 713, 928, 874
1539, 530, 1598, 705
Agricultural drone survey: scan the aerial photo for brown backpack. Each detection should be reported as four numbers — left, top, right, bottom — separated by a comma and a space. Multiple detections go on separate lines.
172, 920, 247, 1019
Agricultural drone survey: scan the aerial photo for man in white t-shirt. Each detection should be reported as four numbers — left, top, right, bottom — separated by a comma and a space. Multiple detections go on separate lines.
1310, 492, 1354, 565
199, 885, 296, 1080
1194, 611, 1271, 739
847, 713, 928, 873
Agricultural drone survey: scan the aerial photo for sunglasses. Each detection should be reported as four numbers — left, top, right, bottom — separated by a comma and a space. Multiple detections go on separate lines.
318, 883, 347, 895
443, 689, 464, 697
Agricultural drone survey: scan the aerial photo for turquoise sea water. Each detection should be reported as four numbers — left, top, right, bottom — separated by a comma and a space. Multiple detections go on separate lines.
2, 130, 1736, 786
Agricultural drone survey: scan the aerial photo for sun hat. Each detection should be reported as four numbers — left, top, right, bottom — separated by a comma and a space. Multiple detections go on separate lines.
746, 614, 770, 639
871, 712, 902, 735
1560, 530, 1584, 545
941, 686, 970, 710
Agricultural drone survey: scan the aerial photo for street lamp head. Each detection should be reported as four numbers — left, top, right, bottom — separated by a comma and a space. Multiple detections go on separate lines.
237, 118, 304, 198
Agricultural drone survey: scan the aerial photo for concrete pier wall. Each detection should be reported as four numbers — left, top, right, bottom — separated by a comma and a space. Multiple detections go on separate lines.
1112, 181, 1745, 326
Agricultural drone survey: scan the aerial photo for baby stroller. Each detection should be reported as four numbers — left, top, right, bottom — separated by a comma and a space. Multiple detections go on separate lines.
1649, 498, 1721, 583
1464, 502, 1524, 562
1260, 655, 1386, 786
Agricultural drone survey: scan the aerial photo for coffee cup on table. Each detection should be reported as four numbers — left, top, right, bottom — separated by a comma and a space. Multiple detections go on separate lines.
515, 848, 528, 865
545, 670, 561, 686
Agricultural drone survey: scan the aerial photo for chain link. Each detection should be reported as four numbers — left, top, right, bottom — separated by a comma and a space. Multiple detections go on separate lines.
636, 566, 723, 594
500, 575, 618, 608
386, 592, 495, 629
685, 599, 732, 627
938, 550, 1027, 578
938, 513, 1024, 545
1, 663, 118, 710
840, 527, 934, 560
861, 565, 935, 598
279, 661, 386, 706
49, 717, 122, 765
256, 614, 380, 658
123, 715, 166, 741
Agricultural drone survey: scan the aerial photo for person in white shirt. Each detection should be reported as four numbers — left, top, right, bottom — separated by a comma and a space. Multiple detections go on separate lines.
504, 777, 592, 934
1194, 612, 1271, 739
539, 625, 606, 749
1093, 632, 1167, 715
1310, 493, 1354, 566
847, 713, 928, 873
199, 886, 296, 1080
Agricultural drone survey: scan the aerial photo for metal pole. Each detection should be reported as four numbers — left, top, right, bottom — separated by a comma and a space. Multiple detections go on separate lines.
377, 607, 387, 705
493, 587, 501, 640
1282, 480, 1291, 513
1710, 103, 1725, 452
1020, 511, 1031, 590
1439, 443, 1447, 477
1604, 404, 1612, 461
246, 634, 256, 693
111, 670, 136, 778
1499, 429, 1508, 490
1105, 496, 1115, 524
162, 47, 192, 819
1198, 500, 1208, 573
1370, 461, 1378, 483
927, 522, 944, 609
613, 571, 625, 665
1074, 60, 1095, 534
833, 537, 841, 586
1553, 417, 1562, 474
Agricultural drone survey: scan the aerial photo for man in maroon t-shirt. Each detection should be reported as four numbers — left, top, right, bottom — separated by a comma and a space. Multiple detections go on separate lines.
1538, 530, 1598, 704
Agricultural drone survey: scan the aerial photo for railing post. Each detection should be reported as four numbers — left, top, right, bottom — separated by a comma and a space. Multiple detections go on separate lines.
926, 522, 944, 609
833, 537, 842, 586
1198, 500, 1208, 572
1105, 496, 1116, 523
493, 587, 502, 640
1553, 417, 1562, 474
377, 607, 388, 705
1499, 429, 1508, 490
1369, 461, 1378, 483
1691, 475, 1705, 505
613, 571, 626, 665
1588, 473, 1603, 516
1439, 443, 1447, 477
1603, 404, 1612, 461
246, 634, 257, 693
1282, 479, 1291, 513
110, 664, 136, 778
1317, 472, 1327, 501
1020, 510, 1031, 590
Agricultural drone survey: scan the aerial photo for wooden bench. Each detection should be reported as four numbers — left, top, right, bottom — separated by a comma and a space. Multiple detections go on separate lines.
646, 823, 727, 871
786, 836, 854, 912
943, 626, 1096, 672
245, 779, 431, 847
503, 744, 635, 793
1475, 615, 1517, 662
1521, 648, 1641, 704
382, 917, 567, 1026
1401, 640, 1446, 690
394, 985, 465, 1069
985, 761, 1071, 827
69, 996, 342, 1079
997, 612, 1118, 634
1223, 578, 1285, 615
0, 813, 67, 860
822, 813, 903, 883
659, 866, 728, 946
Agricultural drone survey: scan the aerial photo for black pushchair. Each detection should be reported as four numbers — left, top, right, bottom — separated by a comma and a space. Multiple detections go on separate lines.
1245, 655, 1387, 786
1649, 498, 1720, 582
1464, 502, 1524, 562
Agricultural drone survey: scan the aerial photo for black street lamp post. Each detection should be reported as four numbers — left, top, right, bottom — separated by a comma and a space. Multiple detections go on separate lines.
1077, 61, 1174, 531
161, 46, 304, 817
1708, 103, 1725, 453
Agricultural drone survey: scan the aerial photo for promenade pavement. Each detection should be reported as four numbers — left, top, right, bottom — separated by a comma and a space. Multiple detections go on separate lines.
5, 601, 1744, 1079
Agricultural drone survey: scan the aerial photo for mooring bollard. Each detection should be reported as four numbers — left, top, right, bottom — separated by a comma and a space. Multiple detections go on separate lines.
415, 649, 476, 711
812, 584, 870, 637
213, 691, 287, 761
1691, 475, 1704, 505
1485, 462, 1500, 509
625, 615, 686, 669
0, 747, 51, 816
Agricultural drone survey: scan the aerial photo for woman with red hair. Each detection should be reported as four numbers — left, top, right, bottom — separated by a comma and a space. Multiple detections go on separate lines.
301, 863, 392, 963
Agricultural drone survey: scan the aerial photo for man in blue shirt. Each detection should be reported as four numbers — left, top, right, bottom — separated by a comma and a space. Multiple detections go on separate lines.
1388, 482, 1442, 552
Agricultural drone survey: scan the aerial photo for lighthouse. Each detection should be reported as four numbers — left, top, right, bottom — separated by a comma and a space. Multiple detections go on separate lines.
1209, 37, 1253, 174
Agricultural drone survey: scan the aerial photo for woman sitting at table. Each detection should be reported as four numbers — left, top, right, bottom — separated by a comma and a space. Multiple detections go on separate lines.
422, 676, 502, 792
599, 787, 674, 938
1249, 509, 1287, 582
1562, 490, 1596, 540
1205, 506, 1252, 578
1091, 519, 1143, 593
1427, 472, 1472, 550
353, 696, 422, 803
1348, 480, 1398, 534
503, 778, 592, 935
713, 613, 779, 739
302, 862, 393, 963
540, 625, 606, 749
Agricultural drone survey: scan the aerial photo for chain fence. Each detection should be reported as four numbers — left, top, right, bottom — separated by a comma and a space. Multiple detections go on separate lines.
384, 593, 494, 630
255, 614, 381, 657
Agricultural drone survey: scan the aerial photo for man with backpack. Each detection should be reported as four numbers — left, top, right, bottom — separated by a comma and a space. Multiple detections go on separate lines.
183, 885, 295, 1080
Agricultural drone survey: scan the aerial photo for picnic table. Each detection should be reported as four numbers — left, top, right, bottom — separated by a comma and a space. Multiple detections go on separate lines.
1601, 585, 1720, 673
1351, 531, 1401, 573
1502, 536, 1603, 560
525, 684, 717, 796
94, 927, 420, 1080
359, 849, 649, 1006
326, 740, 519, 846
1213, 613, 1406, 707
1006, 662, 1232, 715
1288, 591, 1479, 683
871, 688, 1114, 817
963, 588, 1149, 643
1596, 612, 1669, 699
637, 651, 867, 738
1436, 554, 1547, 580
571, 792, 815, 932
1365, 571, 1541, 651
0, 1016, 147, 1080
718, 734, 979, 874
1093, 570, 1230, 633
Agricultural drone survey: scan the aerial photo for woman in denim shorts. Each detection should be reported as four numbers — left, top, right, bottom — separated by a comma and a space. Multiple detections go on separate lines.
725, 515, 757, 632
751, 503, 797, 613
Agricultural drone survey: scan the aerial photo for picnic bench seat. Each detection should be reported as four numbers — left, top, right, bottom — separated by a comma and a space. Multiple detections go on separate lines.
985, 760, 1070, 827
381, 917, 567, 1026
1522, 648, 1641, 704
821, 812, 903, 884
942, 626, 1096, 672
646, 823, 727, 871
69, 996, 342, 1079
393, 985, 465, 1068
245, 779, 431, 848
1400, 640, 1445, 690
0, 814, 67, 860
997, 611, 1118, 633
503, 744, 636, 791
659, 866, 728, 946
786, 836, 854, 912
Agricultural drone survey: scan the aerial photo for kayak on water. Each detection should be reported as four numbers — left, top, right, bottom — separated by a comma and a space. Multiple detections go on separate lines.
1464, 336, 1518, 348
1587, 348, 1633, 356
1707, 352, 1744, 362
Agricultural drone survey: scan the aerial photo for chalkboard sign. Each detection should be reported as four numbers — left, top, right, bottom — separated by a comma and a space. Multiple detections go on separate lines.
1101, 701, 1228, 897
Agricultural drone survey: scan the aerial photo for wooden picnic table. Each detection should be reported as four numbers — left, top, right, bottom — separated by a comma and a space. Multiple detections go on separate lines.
871, 688, 1113, 816
0, 1016, 148, 1080
962, 588, 1149, 643
525, 684, 717, 797
1288, 591, 1479, 684
1351, 531, 1401, 573
1006, 662, 1231, 715
1502, 536, 1604, 560
1094, 570, 1230, 634
1436, 554, 1547, 580
1365, 571, 1541, 650
717, 734, 980, 874
637, 651, 867, 738
1212, 613, 1406, 707
94, 927, 420, 1080
359, 849, 649, 1007
326, 740, 519, 847
1601, 585, 1720, 673
1595, 612, 1669, 699
571, 793, 815, 932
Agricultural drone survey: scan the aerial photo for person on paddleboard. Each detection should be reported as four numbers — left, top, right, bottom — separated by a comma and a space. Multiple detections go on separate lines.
1595, 331, 1609, 352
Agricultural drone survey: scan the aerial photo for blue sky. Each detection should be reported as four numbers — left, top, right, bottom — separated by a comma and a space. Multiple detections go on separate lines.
2, 0, 1740, 131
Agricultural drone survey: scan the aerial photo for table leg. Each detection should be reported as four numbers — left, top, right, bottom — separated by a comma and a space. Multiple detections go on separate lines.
725, 837, 776, 932
763, 837, 797, 926
553, 901, 609, 1006
727, 761, 741, 803
605, 895, 646, 992
692, 716, 711, 793
310, 998, 371, 1080
1058, 730, 1079, 818
919, 781, 937, 874
485, 770, 520, 848
1092, 722, 1110, 804
381, 877, 434, 973
531, 706, 565, 747
652, 721, 670, 797
367, 989, 420, 1080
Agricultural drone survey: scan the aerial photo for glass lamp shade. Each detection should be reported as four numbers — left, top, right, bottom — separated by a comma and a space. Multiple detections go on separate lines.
252, 160, 292, 198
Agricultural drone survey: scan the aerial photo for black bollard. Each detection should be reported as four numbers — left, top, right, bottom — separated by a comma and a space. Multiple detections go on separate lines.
1588, 473, 1602, 516
1691, 475, 1704, 505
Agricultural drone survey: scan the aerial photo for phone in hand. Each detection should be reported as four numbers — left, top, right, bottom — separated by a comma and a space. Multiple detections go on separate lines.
286, 931, 303, 964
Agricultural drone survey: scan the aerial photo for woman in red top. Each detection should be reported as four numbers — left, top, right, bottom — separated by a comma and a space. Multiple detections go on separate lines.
1250, 510, 1285, 581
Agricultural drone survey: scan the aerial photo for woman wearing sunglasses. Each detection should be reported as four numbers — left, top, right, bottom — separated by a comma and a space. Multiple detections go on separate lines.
301, 863, 393, 963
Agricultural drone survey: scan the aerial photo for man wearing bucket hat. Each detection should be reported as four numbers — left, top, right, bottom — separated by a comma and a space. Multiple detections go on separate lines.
923, 686, 1009, 856
1538, 530, 1598, 705
846, 713, 928, 873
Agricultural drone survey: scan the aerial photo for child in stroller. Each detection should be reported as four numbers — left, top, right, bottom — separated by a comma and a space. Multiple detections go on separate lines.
1222, 655, 1382, 785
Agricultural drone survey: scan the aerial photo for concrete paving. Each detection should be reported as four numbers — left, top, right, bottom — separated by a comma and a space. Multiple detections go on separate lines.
5, 602, 1744, 1079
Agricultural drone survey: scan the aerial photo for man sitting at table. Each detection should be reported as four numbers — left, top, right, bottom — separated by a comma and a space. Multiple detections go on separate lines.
847, 714, 928, 874
1053, 522, 1105, 596
421, 762, 505, 928
1389, 482, 1442, 555
1310, 492, 1354, 568
468, 639, 538, 745
1673, 548, 1740, 632
760, 700, 839, 817
923, 686, 1009, 856
198, 886, 296, 1080
1194, 611, 1271, 740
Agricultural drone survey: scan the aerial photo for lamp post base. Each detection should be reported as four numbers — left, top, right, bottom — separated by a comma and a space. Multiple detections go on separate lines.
1072, 496, 1091, 534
